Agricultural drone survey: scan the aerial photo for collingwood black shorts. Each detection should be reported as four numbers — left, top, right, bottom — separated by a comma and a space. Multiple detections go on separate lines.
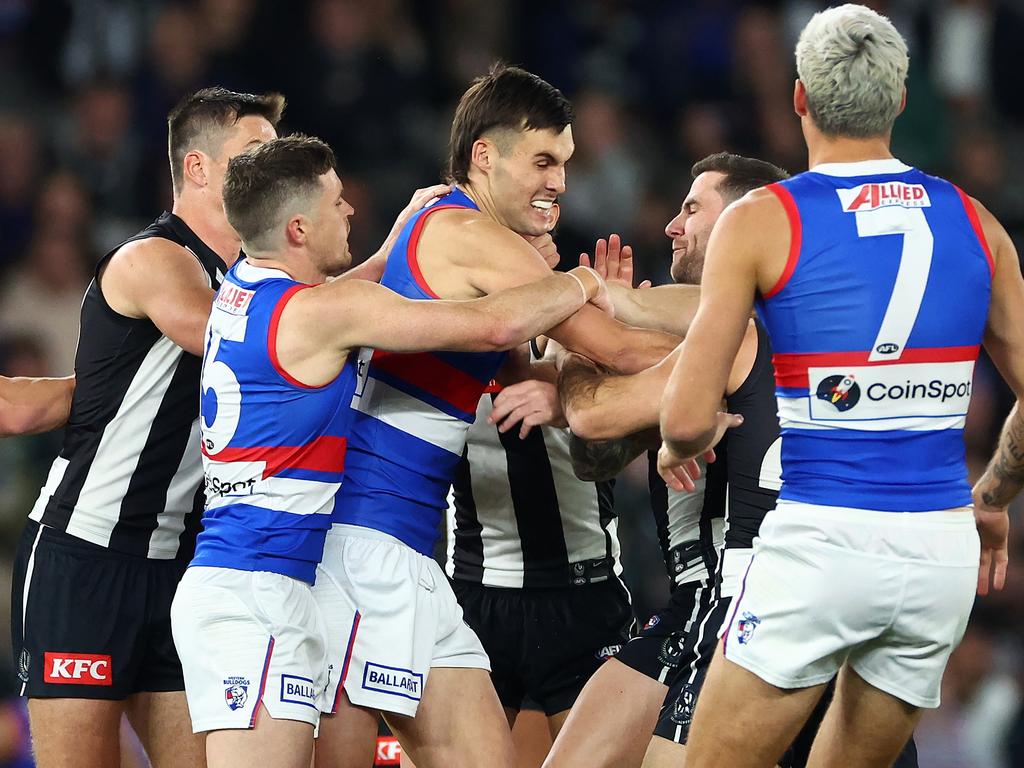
12, 519, 187, 699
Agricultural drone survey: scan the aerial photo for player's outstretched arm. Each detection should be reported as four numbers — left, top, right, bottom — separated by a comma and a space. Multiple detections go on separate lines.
970, 197, 1024, 594
271, 266, 607, 387
100, 239, 216, 356
559, 349, 679, 440
581, 234, 700, 336
0, 375, 74, 436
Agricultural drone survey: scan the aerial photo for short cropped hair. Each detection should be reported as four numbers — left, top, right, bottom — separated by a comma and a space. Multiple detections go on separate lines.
446, 63, 574, 184
167, 86, 285, 195
691, 152, 790, 203
223, 134, 335, 252
795, 4, 908, 139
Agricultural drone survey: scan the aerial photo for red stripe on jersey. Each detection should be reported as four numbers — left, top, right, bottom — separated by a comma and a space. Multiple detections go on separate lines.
268, 285, 322, 390
203, 435, 348, 478
954, 185, 995, 277
762, 184, 802, 299
406, 205, 465, 299
371, 350, 485, 415
772, 345, 981, 389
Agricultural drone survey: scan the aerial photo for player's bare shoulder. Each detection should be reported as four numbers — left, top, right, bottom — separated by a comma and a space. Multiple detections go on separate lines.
102, 236, 210, 319
963, 193, 1012, 270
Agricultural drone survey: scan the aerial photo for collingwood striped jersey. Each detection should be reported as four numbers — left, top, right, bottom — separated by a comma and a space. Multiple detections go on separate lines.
447, 391, 618, 589
29, 212, 225, 560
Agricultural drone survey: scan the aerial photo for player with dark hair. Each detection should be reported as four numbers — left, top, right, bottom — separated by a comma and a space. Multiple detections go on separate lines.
313, 63, 680, 768
170, 133, 610, 768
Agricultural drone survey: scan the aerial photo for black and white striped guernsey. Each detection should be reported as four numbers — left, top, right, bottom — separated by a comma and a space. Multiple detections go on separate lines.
648, 319, 782, 595
647, 451, 726, 590
447, 392, 618, 589
29, 212, 225, 560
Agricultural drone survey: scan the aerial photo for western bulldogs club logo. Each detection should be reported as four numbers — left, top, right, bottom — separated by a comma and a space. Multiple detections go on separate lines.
223, 676, 250, 710
816, 374, 860, 412
736, 612, 761, 645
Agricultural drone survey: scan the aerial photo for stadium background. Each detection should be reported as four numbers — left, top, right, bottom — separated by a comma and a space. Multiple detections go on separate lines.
0, 0, 1022, 765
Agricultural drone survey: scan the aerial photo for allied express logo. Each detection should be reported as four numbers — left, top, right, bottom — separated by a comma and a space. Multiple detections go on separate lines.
815, 374, 860, 412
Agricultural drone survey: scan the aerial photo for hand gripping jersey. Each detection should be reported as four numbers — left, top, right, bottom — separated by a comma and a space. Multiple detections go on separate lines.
333, 189, 508, 554
756, 159, 993, 511
191, 260, 358, 583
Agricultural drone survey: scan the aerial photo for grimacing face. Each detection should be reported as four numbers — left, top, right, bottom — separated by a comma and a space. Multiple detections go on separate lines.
665, 171, 728, 285
487, 125, 574, 237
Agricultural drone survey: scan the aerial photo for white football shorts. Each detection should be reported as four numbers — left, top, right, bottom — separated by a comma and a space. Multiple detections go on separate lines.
171, 566, 329, 732
313, 524, 490, 717
722, 500, 979, 709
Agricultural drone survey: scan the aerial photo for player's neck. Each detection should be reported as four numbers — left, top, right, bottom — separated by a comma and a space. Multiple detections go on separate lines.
458, 182, 508, 229
172, 193, 243, 268
244, 250, 325, 286
805, 134, 895, 169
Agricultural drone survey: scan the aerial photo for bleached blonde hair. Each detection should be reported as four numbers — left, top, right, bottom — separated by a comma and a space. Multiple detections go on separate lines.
795, 4, 909, 138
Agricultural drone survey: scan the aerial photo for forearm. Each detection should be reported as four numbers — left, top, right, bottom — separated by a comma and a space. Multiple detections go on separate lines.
0, 376, 74, 436
476, 268, 602, 350
569, 429, 657, 482
338, 252, 387, 283
976, 403, 1024, 508
610, 285, 701, 336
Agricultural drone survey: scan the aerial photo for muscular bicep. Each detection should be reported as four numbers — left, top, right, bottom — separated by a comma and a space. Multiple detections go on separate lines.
103, 241, 215, 356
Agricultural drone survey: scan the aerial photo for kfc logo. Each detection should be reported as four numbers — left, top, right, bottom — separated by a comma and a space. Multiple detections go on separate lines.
43, 653, 113, 685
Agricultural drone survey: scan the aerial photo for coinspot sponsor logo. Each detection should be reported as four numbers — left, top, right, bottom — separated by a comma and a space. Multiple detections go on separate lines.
808, 361, 974, 422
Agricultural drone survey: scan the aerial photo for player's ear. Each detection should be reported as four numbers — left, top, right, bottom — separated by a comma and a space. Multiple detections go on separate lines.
793, 79, 808, 117
471, 138, 494, 174
183, 150, 208, 188
285, 214, 306, 247
897, 87, 907, 117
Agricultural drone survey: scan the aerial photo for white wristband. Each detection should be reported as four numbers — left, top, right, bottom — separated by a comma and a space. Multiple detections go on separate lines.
567, 270, 590, 305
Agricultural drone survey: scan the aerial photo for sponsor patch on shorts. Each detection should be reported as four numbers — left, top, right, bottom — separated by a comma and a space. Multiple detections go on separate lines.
43, 652, 112, 686
362, 662, 423, 701
280, 674, 318, 708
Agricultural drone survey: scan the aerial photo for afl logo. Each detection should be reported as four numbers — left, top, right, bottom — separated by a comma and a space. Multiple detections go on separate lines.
816, 374, 860, 412
875, 343, 899, 354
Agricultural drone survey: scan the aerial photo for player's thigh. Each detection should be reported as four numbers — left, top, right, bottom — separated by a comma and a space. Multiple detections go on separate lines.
206, 705, 314, 768
524, 579, 631, 727
171, 567, 327, 734
806, 665, 922, 768
543, 658, 667, 768
684, 644, 827, 768
385, 667, 514, 768
126, 690, 206, 768
314, 690, 379, 768
642, 735, 685, 768
28, 697, 124, 768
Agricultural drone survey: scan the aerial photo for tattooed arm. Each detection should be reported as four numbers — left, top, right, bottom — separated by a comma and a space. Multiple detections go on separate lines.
569, 429, 658, 482
970, 197, 1024, 595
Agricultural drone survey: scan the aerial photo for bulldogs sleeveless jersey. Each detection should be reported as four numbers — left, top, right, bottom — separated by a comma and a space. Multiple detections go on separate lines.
758, 159, 993, 511
334, 189, 508, 554
192, 260, 357, 583
30, 212, 224, 559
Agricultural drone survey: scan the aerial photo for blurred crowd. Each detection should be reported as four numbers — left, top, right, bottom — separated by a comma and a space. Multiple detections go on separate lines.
1, 0, 1023, 765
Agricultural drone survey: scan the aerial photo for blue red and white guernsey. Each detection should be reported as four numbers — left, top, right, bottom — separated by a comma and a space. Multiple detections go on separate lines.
333, 188, 508, 554
192, 259, 358, 583
755, 158, 994, 512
